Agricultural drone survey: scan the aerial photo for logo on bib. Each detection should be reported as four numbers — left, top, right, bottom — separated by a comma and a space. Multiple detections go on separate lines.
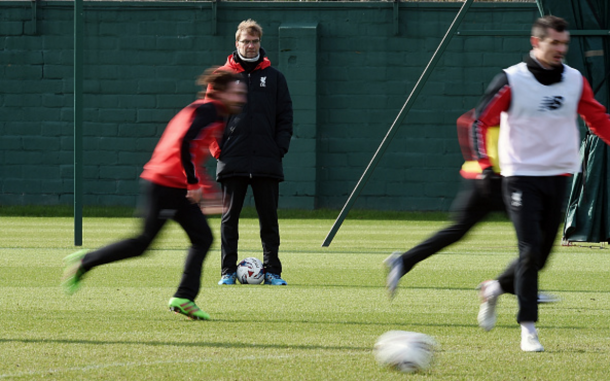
538, 96, 564, 111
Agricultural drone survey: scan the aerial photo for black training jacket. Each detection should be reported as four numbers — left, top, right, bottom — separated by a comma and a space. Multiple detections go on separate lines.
214, 50, 293, 181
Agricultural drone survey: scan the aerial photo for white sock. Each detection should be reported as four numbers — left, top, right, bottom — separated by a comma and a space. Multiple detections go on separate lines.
521, 322, 537, 336
483, 280, 503, 300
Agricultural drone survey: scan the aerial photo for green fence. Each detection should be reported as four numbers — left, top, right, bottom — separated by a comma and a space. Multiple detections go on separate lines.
0, 1, 539, 210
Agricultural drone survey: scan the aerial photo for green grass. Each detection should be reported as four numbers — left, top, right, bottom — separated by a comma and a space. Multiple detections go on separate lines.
0, 214, 608, 380
0, 204, 457, 220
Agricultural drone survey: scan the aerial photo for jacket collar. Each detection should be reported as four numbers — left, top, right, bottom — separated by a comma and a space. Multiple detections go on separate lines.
225, 47, 271, 73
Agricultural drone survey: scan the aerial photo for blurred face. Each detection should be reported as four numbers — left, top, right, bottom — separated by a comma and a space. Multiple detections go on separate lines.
216, 81, 247, 115
235, 31, 261, 59
531, 28, 569, 68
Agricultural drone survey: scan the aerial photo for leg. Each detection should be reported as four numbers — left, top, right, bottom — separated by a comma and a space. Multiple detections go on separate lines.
81, 181, 168, 271
537, 176, 567, 271
219, 177, 249, 275
399, 178, 501, 274
502, 176, 554, 323
515, 181, 564, 354
478, 177, 541, 332
387, 178, 502, 298
251, 177, 281, 275
173, 202, 214, 301
499, 177, 566, 295
63, 182, 171, 295
496, 259, 518, 294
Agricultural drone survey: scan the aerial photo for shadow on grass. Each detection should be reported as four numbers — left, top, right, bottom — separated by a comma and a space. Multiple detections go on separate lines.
0, 337, 368, 352
269, 285, 610, 295
0, 321, 591, 351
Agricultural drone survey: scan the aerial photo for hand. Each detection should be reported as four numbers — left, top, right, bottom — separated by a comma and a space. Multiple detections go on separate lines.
186, 188, 203, 204
199, 191, 226, 215
476, 167, 500, 198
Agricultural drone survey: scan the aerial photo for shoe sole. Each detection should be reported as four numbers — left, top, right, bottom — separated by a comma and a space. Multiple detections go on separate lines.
521, 346, 545, 352
218, 275, 237, 285
264, 275, 287, 285
477, 299, 497, 331
521, 342, 544, 352
169, 306, 209, 321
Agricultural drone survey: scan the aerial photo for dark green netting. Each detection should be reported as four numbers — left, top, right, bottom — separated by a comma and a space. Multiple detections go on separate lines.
537, 0, 610, 243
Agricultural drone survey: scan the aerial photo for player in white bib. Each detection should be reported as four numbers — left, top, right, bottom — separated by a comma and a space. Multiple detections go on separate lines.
472, 15, 610, 352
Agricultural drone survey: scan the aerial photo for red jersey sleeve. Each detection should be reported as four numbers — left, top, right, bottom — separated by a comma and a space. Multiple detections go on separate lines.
577, 76, 610, 145
473, 72, 511, 169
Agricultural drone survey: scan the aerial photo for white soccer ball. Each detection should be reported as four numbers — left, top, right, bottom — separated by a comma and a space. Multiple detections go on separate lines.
373, 331, 436, 373
236, 257, 264, 284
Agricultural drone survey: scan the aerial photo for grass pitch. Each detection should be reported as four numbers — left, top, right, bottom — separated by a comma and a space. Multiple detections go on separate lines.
0, 212, 608, 380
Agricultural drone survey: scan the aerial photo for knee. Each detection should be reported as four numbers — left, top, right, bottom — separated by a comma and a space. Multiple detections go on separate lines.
192, 233, 213, 250
518, 251, 538, 270
132, 235, 154, 251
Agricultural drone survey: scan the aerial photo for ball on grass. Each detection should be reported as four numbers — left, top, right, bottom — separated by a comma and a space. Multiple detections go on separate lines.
236, 257, 264, 284
373, 330, 437, 373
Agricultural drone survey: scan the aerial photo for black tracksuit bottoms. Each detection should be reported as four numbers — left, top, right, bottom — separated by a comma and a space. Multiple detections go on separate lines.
497, 175, 567, 323
81, 180, 214, 301
399, 177, 505, 274
219, 176, 281, 275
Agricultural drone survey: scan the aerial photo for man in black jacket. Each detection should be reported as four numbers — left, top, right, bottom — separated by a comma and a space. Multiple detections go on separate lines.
211, 19, 293, 286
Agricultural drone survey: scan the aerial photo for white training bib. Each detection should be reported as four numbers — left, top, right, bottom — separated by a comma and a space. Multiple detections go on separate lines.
500, 62, 583, 176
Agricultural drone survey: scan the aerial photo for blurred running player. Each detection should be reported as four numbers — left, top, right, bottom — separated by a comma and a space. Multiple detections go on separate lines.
62, 68, 246, 321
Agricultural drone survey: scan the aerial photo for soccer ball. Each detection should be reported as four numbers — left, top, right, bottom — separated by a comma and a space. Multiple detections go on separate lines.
373, 331, 436, 373
236, 257, 264, 284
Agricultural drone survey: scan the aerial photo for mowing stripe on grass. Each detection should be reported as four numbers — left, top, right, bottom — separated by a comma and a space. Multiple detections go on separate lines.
0, 351, 365, 379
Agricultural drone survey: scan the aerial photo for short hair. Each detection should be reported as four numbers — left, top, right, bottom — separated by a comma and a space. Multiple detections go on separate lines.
532, 15, 569, 39
197, 67, 243, 99
235, 19, 263, 41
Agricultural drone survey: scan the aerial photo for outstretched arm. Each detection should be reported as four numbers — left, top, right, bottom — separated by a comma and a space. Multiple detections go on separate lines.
578, 76, 610, 145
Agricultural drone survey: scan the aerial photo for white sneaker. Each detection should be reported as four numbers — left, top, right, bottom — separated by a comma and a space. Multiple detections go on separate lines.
383, 252, 404, 299
521, 333, 544, 352
476, 280, 498, 331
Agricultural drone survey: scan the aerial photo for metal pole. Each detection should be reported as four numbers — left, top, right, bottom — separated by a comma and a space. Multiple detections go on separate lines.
74, 0, 83, 246
535, 0, 545, 17
321, 0, 475, 247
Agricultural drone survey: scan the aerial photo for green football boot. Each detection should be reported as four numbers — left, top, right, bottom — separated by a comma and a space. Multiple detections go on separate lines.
168, 297, 210, 321
61, 249, 88, 295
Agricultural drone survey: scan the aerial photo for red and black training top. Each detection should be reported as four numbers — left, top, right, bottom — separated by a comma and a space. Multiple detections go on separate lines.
140, 99, 227, 194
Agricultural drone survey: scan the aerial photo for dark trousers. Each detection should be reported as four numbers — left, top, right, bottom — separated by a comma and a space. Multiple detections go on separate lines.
497, 176, 567, 323
399, 177, 504, 274
81, 181, 213, 301
219, 176, 281, 275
